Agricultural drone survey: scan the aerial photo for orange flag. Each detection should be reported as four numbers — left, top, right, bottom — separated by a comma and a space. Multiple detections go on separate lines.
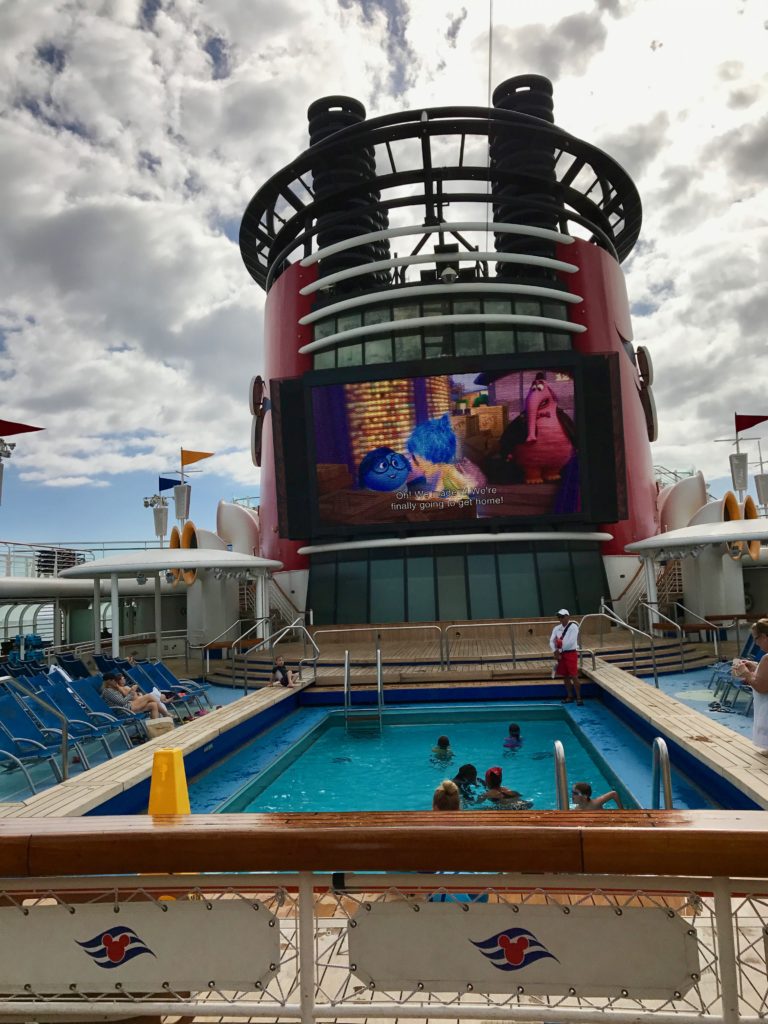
181, 448, 215, 467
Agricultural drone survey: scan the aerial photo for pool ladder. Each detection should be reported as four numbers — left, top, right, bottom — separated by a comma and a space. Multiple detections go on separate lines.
343, 648, 384, 733
553, 736, 673, 810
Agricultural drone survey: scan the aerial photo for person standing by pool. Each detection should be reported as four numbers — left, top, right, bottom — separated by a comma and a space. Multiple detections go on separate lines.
549, 609, 582, 704
571, 781, 623, 809
731, 617, 768, 754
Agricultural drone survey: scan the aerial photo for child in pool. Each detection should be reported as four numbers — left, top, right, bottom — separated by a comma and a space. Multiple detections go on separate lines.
452, 763, 482, 805
431, 735, 453, 762
503, 723, 522, 749
478, 767, 533, 810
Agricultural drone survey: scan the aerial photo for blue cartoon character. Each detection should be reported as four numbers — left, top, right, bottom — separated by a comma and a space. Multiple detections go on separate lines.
406, 414, 481, 498
358, 447, 411, 491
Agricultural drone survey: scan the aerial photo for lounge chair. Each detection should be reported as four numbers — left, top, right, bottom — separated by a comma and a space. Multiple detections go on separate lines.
0, 692, 78, 782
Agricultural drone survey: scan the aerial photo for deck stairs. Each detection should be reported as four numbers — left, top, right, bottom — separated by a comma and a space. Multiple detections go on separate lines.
202, 626, 723, 690
624, 559, 684, 628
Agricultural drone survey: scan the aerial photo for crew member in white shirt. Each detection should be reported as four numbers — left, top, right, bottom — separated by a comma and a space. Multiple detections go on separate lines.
549, 609, 581, 704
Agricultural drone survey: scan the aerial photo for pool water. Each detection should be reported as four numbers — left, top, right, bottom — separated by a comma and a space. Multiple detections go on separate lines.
214, 705, 634, 813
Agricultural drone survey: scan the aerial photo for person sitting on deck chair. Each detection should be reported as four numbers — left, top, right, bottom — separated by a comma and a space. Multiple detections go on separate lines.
101, 672, 165, 719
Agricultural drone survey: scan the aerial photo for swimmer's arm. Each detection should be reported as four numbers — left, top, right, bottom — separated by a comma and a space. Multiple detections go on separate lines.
595, 790, 623, 809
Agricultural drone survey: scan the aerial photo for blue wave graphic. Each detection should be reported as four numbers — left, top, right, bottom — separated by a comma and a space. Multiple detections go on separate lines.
76, 925, 156, 968
471, 926, 558, 972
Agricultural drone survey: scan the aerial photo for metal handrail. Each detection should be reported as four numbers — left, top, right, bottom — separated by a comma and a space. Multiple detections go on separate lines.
4, 675, 69, 782
311, 624, 444, 670
598, 601, 659, 688
578, 611, 610, 649
672, 602, 721, 660
70, 629, 187, 658
343, 650, 351, 726
638, 602, 685, 673
444, 617, 598, 673
578, 648, 597, 670
241, 618, 320, 694
553, 739, 568, 810
441, 619, 519, 670
376, 649, 384, 728
187, 618, 272, 682
651, 736, 673, 809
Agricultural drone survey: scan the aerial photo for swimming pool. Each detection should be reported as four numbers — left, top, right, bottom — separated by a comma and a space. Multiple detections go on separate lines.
188, 700, 717, 813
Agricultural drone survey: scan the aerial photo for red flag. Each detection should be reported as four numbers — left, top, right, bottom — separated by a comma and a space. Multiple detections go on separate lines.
0, 420, 43, 436
735, 414, 768, 433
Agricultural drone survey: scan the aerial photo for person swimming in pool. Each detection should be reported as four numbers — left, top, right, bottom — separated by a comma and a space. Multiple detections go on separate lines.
571, 781, 624, 810
477, 766, 532, 808
452, 763, 482, 805
503, 723, 522, 750
431, 735, 453, 763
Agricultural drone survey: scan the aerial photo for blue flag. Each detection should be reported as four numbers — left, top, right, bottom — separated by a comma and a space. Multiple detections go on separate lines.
158, 476, 178, 492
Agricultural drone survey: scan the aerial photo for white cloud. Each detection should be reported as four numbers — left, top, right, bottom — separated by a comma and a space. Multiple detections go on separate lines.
0, 0, 766, 538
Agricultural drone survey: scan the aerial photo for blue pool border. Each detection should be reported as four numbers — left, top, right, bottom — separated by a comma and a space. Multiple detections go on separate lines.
88, 682, 761, 814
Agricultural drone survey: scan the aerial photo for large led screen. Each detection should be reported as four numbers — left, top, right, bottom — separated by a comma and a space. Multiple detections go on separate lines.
310, 367, 581, 527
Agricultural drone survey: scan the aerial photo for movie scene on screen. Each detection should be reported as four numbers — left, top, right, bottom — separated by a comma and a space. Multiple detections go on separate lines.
310, 367, 580, 526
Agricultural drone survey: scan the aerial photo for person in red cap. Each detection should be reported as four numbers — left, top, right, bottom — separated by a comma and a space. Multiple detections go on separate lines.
549, 609, 582, 704
477, 766, 522, 806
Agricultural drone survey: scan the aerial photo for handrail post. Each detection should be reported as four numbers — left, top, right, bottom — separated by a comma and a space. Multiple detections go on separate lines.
553, 739, 568, 810
343, 649, 350, 726
651, 736, 673, 809
510, 624, 516, 668
376, 648, 383, 728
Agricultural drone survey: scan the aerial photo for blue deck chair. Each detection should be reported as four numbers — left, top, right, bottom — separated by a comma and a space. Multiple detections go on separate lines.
56, 654, 92, 680
710, 636, 760, 694
150, 661, 213, 707
714, 641, 765, 710
38, 676, 133, 758
5, 678, 101, 770
0, 693, 77, 783
124, 667, 197, 719
70, 677, 149, 739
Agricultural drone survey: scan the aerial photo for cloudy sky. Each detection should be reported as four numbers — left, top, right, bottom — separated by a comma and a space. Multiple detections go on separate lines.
0, 0, 766, 542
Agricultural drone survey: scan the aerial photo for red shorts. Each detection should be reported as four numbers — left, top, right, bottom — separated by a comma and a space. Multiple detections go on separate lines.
555, 650, 578, 678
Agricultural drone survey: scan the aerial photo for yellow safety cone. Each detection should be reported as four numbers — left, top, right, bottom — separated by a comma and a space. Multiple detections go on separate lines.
148, 748, 190, 815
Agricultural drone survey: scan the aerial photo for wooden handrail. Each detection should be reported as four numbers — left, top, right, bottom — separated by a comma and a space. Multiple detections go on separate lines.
1, 811, 767, 879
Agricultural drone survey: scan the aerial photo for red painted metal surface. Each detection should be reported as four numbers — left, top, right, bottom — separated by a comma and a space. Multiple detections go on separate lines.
559, 239, 658, 552
258, 262, 315, 568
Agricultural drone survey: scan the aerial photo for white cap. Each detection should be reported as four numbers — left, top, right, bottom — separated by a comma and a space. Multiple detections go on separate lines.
557, 608, 570, 616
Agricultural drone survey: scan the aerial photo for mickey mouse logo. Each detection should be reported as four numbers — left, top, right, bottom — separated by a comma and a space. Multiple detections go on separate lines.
471, 927, 558, 971
76, 926, 156, 968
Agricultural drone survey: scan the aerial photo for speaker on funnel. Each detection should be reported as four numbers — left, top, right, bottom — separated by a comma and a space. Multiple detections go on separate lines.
687, 490, 742, 559
180, 520, 198, 585
169, 525, 181, 586
740, 495, 760, 561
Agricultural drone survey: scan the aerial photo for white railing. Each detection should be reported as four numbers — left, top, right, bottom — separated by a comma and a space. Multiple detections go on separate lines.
0, 866, 763, 1022
0, 538, 162, 579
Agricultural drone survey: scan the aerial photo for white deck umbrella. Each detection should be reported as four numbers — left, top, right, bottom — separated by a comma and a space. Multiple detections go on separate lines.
59, 549, 282, 658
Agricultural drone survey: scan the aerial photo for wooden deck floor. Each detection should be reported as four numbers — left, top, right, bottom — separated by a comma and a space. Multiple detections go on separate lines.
584, 659, 768, 809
